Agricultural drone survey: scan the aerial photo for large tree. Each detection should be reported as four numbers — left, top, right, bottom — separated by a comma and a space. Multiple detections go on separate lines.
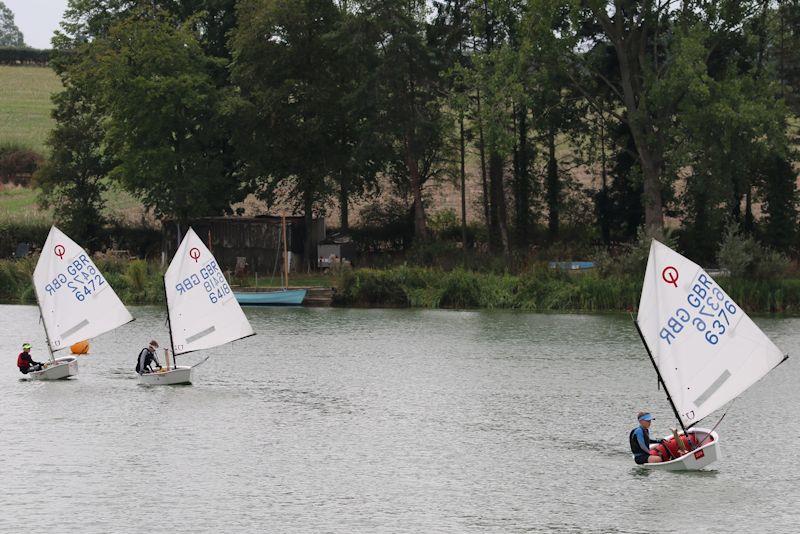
82, 12, 244, 221
230, 0, 348, 266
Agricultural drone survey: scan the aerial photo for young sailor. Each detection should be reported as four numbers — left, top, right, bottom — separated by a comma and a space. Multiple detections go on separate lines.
135, 340, 163, 375
629, 412, 663, 464
17, 343, 43, 374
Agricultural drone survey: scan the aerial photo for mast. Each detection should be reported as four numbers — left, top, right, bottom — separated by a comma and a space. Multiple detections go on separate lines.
633, 319, 689, 436
164, 279, 177, 369
282, 214, 289, 289
34, 287, 55, 363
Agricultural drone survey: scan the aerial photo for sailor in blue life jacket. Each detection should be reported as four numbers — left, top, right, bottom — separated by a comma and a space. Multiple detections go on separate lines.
629, 412, 663, 464
17, 342, 43, 374
135, 340, 162, 375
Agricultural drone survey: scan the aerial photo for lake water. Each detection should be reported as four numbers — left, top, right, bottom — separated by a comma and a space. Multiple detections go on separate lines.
1, 305, 797, 533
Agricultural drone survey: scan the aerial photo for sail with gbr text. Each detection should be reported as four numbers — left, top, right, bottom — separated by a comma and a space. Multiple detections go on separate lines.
33, 226, 133, 351
165, 227, 254, 355
637, 240, 786, 427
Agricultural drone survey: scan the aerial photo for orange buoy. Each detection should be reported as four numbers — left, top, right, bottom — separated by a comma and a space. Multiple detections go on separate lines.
70, 340, 90, 355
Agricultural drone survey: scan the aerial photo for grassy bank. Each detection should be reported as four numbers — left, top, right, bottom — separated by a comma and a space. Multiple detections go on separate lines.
0, 257, 164, 305
335, 266, 800, 314
0, 66, 61, 153
3, 258, 800, 314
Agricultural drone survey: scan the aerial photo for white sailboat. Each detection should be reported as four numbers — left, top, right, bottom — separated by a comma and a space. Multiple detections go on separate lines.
140, 227, 254, 385
634, 240, 788, 470
30, 226, 134, 380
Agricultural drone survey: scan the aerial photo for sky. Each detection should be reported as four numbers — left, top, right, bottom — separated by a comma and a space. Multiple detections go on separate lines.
5, 0, 69, 49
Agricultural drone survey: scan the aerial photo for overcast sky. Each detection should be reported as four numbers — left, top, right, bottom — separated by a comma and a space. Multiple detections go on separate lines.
5, 0, 69, 49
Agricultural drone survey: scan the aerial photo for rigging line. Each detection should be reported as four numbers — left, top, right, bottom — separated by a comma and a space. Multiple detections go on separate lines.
694, 399, 735, 449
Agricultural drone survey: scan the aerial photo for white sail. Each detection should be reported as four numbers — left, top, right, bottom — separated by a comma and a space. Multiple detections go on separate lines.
637, 240, 785, 427
165, 227, 254, 355
33, 226, 134, 352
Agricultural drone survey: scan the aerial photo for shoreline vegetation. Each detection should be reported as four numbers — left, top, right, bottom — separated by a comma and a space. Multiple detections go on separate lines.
4, 257, 800, 315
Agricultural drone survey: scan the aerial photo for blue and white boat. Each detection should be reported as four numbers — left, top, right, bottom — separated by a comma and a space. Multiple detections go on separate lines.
235, 288, 307, 306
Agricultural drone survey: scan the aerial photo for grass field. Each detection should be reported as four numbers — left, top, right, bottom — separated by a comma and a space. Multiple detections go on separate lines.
0, 66, 61, 153
0, 187, 51, 224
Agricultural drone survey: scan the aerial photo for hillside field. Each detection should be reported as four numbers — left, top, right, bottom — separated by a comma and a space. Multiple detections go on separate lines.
0, 65, 61, 153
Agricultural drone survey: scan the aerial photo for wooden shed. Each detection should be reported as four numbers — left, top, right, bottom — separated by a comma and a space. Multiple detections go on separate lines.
162, 216, 325, 274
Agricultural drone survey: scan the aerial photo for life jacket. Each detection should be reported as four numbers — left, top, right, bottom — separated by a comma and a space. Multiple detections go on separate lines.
135, 347, 152, 374
651, 433, 700, 461
629, 427, 652, 456
17, 352, 30, 374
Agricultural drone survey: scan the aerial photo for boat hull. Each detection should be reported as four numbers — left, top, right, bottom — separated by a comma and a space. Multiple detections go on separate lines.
138, 366, 193, 386
29, 356, 78, 380
642, 428, 719, 471
235, 289, 307, 306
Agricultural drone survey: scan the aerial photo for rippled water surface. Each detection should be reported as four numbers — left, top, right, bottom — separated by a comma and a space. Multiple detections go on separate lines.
1, 305, 797, 533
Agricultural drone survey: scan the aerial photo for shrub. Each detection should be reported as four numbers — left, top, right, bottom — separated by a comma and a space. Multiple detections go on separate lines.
0, 143, 44, 186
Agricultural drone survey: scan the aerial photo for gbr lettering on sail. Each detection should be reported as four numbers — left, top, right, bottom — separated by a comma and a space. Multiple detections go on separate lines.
658, 270, 739, 347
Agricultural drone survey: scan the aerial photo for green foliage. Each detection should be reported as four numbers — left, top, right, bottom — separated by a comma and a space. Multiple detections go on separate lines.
63, 11, 243, 222
717, 225, 791, 280
0, 2, 24, 47
0, 220, 49, 258
0, 142, 43, 186
0, 47, 49, 64
35, 83, 111, 249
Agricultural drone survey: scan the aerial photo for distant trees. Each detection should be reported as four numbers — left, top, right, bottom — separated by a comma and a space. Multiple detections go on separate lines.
0, 1, 24, 47
39, 0, 799, 264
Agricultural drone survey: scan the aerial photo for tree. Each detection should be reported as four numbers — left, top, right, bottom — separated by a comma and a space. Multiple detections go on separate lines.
81, 12, 245, 222
230, 0, 347, 267
365, 0, 447, 241
36, 89, 113, 250
0, 1, 24, 46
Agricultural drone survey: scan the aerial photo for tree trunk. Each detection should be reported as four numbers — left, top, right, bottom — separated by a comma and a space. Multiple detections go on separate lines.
513, 103, 530, 247
405, 130, 427, 240
546, 125, 559, 238
339, 171, 349, 233
303, 185, 314, 272
459, 111, 468, 256
599, 116, 611, 246
489, 151, 509, 255
598, 11, 665, 237
476, 89, 490, 231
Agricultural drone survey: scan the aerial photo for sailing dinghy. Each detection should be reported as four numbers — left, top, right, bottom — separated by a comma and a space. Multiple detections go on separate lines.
140, 227, 254, 385
30, 226, 134, 380
634, 240, 787, 470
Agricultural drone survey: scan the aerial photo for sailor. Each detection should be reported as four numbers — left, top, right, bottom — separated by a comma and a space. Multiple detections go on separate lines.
17, 343, 44, 374
629, 412, 663, 464
135, 340, 162, 374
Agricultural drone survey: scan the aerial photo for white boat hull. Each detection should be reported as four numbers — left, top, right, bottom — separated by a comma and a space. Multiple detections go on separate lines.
29, 356, 78, 380
138, 366, 193, 386
642, 428, 719, 471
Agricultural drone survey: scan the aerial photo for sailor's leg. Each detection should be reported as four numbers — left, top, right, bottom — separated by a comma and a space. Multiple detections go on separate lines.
647, 454, 663, 463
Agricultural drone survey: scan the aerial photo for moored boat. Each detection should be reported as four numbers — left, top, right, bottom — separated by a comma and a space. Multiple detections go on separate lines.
234, 288, 307, 306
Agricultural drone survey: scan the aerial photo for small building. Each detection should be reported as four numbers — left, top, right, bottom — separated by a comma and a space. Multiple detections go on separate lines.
162, 216, 325, 274
317, 233, 357, 269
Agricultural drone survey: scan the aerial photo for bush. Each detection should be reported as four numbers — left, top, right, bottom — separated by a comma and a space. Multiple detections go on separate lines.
0, 47, 51, 65
0, 221, 50, 258
0, 143, 44, 186
717, 224, 790, 280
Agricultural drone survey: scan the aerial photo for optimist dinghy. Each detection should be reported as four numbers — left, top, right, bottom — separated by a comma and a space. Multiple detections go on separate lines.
634, 240, 787, 470
30, 226, 133, 380
139, 227, 254, 386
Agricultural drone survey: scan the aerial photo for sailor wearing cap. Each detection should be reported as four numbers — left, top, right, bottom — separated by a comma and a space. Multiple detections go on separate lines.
629, 412, 663, 464
17, 343, 44, 374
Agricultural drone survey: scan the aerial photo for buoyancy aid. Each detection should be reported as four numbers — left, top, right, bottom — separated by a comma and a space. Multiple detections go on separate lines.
651, 433, 700, 460
629, 427, 652, 456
